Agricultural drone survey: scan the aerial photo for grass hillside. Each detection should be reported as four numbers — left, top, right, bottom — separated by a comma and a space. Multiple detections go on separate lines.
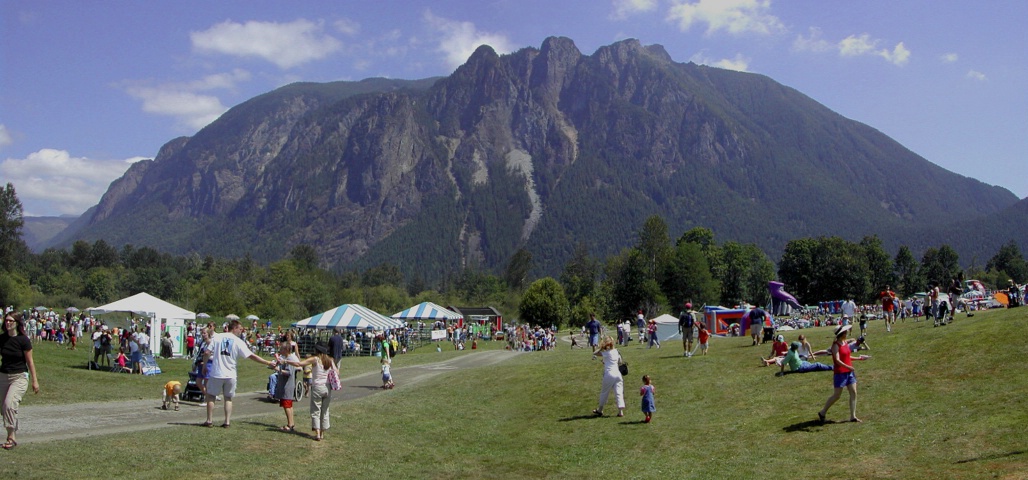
5, 308, 1027, 479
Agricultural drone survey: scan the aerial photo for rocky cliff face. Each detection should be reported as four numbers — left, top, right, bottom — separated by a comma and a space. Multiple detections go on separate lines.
63, 37, 1020, 277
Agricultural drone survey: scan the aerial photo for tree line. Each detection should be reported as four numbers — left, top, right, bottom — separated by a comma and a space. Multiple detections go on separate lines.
2, 183, 1025, 328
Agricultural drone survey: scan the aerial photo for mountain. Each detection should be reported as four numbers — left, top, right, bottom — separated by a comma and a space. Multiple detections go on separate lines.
22, 216, 79, 251
49, 37, 1023, 279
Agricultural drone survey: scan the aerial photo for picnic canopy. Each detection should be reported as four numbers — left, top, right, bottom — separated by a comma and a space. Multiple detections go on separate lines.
89, 292, 196, 354
391, 302, 463, 322
293, 304, 405, 330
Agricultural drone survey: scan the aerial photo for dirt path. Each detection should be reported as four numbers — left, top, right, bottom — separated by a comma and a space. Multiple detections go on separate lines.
17, 349, 520, 444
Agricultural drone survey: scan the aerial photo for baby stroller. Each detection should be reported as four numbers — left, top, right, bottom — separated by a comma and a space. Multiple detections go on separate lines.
182, 350, 206, 402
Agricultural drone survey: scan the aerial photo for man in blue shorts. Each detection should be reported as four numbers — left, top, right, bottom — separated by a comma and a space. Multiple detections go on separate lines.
586, 314, 602, 352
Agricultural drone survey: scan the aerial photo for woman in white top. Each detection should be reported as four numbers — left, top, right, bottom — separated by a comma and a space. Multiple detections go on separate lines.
281, 343, 336, 441
591, 336, 625, 417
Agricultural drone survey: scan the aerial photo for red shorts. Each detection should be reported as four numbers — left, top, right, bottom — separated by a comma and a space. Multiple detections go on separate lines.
882, 303, 894, 312
279, 399, 293, 408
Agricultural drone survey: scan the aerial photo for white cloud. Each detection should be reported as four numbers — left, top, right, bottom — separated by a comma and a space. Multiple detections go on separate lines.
0, 124, 12, 149
1, 149, 144, 216
122, 70, 250, 130
714, 54, 750, 72
127, 87, 227, 130
941, 52, 958, 63
611, 0, 658, 20
879, 42, 910, 66
803, 31, 911, 66
334, 18, 360, 36
838, 34, 878, 56
667, 0, 784, 36
191, 19, 342, 69
792, 27, 833, 53
966, 70, 987, 81
423, 11, 515, 70
690, 52, 750, 72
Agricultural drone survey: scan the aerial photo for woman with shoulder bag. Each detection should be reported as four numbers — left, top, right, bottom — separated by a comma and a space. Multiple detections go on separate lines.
280, 343, 337, 441
591, 336, 625, 417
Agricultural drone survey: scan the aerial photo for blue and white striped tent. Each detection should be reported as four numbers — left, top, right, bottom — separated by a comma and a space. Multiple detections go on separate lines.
391, 302, 463, 322
293, 304, 404, 330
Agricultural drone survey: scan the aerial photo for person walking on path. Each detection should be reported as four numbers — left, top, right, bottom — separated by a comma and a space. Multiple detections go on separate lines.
592, 336, 625, 417
817, 325, 861, 424
280, 343, 337, 441
328, 329, 344, 370
202, 319, 275, 428
271, 342, 299, 432
2, 312, 40, 450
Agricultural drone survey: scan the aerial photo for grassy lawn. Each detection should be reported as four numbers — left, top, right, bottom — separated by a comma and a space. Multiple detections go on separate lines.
4, 310, 1027, 479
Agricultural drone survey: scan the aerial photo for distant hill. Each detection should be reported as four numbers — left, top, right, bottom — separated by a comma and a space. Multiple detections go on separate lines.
46, 37, 1024, 279
23, 216, 79, 252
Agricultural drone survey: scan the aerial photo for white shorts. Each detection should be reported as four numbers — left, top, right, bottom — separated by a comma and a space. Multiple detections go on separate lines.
206, 377, 237, 399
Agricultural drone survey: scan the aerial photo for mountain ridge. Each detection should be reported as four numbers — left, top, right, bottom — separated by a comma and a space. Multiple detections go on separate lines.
43, 37, 1022, 279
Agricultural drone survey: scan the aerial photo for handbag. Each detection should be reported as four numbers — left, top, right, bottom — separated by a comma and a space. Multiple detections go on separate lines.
617, 356, 629, 376
327, 365, 342, 391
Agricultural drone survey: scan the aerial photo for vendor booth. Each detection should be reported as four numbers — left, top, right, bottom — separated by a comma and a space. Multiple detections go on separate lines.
89, 292, 196, 357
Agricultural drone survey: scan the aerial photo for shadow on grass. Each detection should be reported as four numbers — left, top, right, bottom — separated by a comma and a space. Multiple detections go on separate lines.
955, 450, 1026, 464
619, 420, 648, 425
558, 414, 607, 422
782, 419, 829, 432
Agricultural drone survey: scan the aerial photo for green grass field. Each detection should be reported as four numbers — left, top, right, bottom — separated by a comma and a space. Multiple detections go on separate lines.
3, 309, 1027, 479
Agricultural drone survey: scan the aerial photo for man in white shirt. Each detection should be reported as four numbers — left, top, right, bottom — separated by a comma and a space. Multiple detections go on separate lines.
840, 298, 857, 319
203, 320, 275, 427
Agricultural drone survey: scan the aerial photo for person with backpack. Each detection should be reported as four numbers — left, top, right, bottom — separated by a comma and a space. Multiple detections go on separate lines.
678, 303, 697, 357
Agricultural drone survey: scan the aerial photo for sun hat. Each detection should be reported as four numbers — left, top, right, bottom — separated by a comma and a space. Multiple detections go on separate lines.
790, 341, 801, 350
835, 324, 852, 337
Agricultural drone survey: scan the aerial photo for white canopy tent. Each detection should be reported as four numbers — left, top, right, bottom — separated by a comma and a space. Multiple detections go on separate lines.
89, 292, 196, 355
651, 313, 682, 341
391, 302, 463, 322
293, 304, 405, 331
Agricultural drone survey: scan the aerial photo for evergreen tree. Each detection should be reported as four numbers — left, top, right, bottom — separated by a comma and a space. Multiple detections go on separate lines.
0, 183, 26, 271
503, 248, 533, 292
893, 245, 922, 297
560, 242, 598, 307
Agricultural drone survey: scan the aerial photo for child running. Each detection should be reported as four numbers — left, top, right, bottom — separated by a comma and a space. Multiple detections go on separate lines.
640, 375, 656, 423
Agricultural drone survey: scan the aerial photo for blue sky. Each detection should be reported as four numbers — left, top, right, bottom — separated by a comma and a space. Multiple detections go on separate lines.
2, 0, 1025, 216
